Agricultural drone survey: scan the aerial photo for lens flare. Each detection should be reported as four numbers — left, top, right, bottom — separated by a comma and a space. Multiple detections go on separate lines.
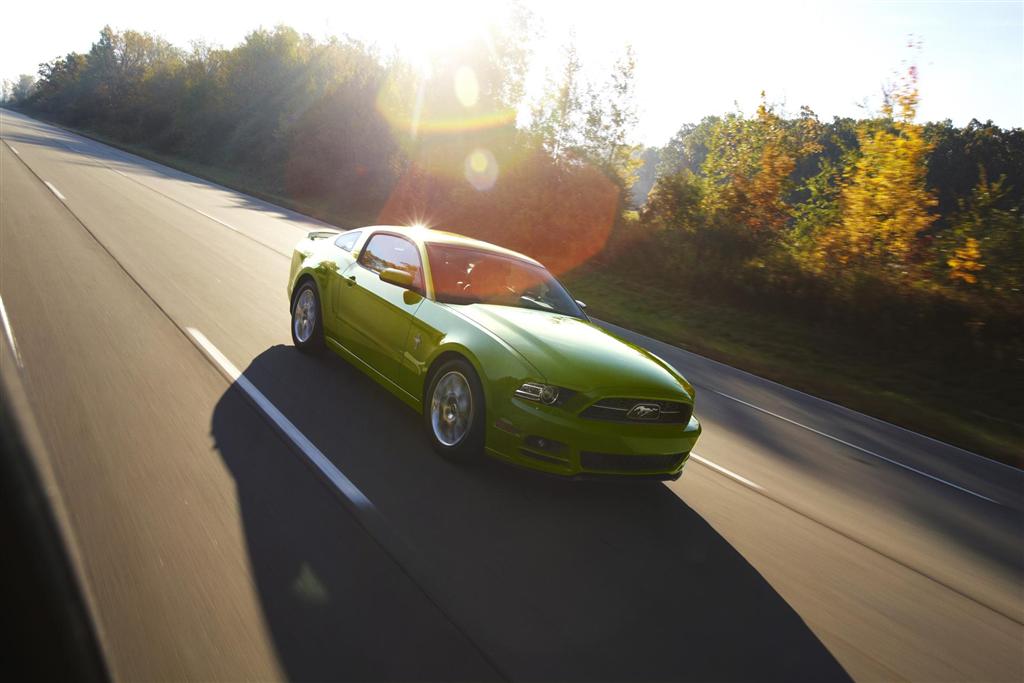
454, 66, 479, 108
464, 148, 498, 191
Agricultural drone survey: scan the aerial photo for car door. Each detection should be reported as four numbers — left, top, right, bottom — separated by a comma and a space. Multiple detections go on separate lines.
320, 230, 363, 339
334, 232, 425, 384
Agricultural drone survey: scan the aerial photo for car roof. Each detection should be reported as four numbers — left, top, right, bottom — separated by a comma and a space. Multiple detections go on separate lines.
361, 225, 542, 266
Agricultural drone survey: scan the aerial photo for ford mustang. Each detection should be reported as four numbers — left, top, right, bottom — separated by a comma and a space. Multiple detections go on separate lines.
287, 225, 701, 479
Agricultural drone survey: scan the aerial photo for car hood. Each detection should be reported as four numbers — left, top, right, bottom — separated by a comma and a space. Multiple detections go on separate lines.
456, 304, 693, 399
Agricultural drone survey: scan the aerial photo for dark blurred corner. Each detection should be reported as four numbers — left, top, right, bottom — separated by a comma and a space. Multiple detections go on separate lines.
0, 363, 107, 682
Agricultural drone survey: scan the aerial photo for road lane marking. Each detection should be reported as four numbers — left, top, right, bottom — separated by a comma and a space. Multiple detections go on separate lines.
44, 181, 66, 201
186, 327, 374, 511
710, 389, 999, 505
690, 452, 763, 490
0, 295, 23, 368
195, 208, 242, 234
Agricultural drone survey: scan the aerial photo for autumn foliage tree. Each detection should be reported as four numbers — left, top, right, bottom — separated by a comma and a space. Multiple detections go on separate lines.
944, 170, 1022, 291
700, 95, 821, 238
826, 66, 937, 271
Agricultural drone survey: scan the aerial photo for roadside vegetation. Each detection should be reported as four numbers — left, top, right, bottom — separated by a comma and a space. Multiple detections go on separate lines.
3, 23, 1021, 465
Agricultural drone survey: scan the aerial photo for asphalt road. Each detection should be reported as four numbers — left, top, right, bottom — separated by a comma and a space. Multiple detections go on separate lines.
1, 108, 1021, 682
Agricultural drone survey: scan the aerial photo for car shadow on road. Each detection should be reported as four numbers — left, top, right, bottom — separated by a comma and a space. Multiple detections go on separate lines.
210, 344, 851, 682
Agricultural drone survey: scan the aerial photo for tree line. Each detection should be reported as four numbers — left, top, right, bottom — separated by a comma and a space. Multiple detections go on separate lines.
5, 24, 1022, 399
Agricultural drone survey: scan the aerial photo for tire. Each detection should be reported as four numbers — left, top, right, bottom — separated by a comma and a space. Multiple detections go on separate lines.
290, 280, 325, 353
424, 358, 486, 460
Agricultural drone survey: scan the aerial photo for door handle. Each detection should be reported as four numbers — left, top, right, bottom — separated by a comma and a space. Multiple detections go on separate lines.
346, 275, 356, 287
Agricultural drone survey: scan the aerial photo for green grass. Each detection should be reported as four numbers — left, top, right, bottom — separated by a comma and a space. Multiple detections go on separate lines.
564, 266, 1023, 469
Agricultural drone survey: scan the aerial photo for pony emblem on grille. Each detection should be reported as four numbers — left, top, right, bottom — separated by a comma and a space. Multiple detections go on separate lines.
627, 403, 661, 420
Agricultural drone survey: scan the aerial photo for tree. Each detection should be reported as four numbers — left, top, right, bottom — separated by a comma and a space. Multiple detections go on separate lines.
943, 170, 1022, 294
642, 168, 704, 230
830, 63, 937, 271
11, 74, 36, 103
630, 146, 660, 206
580, 46, 643, 189
701, 94, 821, 236
530, 39, 584, 162
657, 118, 718, 179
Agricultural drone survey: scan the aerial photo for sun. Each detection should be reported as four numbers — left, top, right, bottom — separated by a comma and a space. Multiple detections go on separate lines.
387, 0, 505, 73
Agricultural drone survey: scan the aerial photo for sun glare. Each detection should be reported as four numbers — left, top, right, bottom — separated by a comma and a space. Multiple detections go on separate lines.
394, 0, 503, 72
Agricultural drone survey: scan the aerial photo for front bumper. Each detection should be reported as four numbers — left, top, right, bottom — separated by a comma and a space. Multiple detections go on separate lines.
484, 395, 701, 479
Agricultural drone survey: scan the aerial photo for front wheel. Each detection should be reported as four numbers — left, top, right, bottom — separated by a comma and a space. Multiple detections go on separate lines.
424, 358, 485, 460
290, 281, 324, 353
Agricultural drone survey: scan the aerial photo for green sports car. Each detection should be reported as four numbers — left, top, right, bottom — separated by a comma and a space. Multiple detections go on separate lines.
287, 225, 701, 479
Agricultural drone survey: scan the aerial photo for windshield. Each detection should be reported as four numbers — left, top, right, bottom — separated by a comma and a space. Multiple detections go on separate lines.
426, 243, 583, 318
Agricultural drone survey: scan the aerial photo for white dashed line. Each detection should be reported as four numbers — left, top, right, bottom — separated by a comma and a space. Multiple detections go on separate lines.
690, 452, 763, 490
0, 295, 23, 368
710, 389, 999, 504
44, 181, 66, 201
195, 208, 241, 233
186, 327, 374, 511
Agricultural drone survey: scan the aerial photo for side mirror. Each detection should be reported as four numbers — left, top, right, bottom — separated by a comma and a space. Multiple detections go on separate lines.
380, 267, 415, 289
575, 299, 587, 309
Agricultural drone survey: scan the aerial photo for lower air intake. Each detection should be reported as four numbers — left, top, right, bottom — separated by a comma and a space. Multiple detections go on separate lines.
580, 451, 686, 473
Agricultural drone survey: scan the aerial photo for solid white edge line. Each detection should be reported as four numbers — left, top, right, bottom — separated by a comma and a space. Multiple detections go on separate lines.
711, 389, 1000, 505
0, 295, 23, 368
690, 452, 763, 490
186, 327, 374, 511
44, 180, 66, 201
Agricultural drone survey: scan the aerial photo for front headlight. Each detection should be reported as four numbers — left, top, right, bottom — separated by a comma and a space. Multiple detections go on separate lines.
514, 382, 572, 406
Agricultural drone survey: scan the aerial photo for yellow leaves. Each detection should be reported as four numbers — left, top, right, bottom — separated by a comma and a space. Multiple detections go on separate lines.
834, 89, 936, 270
947, 237, 985, 285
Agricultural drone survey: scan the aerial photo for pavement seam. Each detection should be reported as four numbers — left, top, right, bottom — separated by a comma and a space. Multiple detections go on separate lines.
2, 136, 510, 681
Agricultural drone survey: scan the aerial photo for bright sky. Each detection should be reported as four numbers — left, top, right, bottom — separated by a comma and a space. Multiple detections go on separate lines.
3, 0, 1021, 145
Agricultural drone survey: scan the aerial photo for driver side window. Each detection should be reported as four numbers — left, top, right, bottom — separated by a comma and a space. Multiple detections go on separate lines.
359, 234, 424, 290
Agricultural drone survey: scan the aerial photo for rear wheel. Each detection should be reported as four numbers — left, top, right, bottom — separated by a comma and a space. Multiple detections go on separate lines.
424, 358, 485, 460
290, 281, 324, 353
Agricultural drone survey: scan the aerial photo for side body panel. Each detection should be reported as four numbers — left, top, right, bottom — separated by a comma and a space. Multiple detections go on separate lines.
334, 260, 424, 384
401, 299, 540, 413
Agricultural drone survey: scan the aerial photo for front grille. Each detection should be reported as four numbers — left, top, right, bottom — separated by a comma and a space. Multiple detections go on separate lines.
579, 398, 692, 424
580, 451, 686, 473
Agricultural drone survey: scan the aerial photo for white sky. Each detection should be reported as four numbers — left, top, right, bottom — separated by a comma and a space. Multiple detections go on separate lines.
3, 0, 1021, 145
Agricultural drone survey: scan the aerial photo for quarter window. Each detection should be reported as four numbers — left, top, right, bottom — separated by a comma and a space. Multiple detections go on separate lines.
359, 234, 424, 290
334, 230, 361, 252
